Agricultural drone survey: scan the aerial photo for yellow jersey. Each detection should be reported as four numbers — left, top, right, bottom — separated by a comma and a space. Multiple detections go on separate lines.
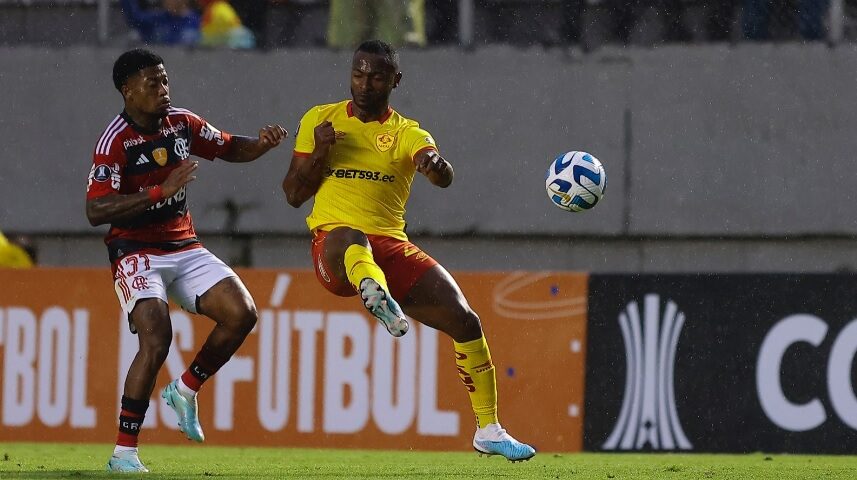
294, 100, 438, 241
0, 231, 33, 268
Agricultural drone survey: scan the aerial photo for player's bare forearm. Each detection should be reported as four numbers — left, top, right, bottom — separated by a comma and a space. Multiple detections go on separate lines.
220, 136, 270, 163
282, 153, 327, 208
283, 121, 334, 207
87, 159, 197, 226
86, 192, 157, 226
220, 125, 287, 163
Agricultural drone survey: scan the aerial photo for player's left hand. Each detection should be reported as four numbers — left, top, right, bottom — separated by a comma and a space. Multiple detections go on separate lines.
258, 125, 288, 150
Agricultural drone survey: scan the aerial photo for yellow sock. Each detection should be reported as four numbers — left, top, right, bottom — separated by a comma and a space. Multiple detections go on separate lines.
344, 244, 389, 292
454, 335, 499, 428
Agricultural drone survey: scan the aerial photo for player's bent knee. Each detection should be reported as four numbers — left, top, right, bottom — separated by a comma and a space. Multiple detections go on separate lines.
460, 311, 483, 338
444, 308, 482, 341
140, 341, 171, 365
238, 306, 258, 333
225, 304, 257, 337
137, 325, 172, 351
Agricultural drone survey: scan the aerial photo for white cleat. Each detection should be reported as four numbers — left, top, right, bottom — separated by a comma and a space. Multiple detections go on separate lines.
106, 449, 149, 473
473, 423, 536, 462
359, 278, 409, 337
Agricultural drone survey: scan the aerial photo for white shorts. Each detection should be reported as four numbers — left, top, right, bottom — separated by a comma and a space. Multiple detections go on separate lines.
112, 247, 237, 332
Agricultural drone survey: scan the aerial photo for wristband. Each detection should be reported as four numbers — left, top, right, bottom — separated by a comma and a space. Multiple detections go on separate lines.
147, 185, 164, 203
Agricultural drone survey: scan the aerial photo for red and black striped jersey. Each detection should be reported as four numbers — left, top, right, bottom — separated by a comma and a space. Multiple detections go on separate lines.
87, 107, 233, 262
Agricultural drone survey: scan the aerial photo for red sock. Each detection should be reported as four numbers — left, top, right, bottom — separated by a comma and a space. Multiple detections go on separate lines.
180, 352, 220, 392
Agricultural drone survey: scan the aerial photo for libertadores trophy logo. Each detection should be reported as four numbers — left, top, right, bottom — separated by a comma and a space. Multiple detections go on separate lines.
602, 293, 692, 451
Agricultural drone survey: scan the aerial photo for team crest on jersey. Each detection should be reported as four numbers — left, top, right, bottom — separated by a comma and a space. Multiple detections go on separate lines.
376, 132, 395, 152
152, 147, 168, 166
174, 138, 190, 160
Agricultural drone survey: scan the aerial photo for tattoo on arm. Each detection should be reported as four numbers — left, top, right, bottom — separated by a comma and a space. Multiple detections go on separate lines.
86, 191, 154, 226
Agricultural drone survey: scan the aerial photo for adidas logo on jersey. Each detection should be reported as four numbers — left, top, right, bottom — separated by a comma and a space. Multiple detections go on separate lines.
136, 154, 150, 165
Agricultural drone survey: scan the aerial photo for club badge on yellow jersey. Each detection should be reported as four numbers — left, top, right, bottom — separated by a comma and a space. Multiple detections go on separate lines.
376, 132, 395, 152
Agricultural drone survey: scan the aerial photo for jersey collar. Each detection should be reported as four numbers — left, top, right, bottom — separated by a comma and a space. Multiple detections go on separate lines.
120, 110, 162, 135
346, 101, 394, 124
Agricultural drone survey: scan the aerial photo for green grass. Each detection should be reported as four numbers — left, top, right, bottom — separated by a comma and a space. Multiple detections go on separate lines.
0, 443, 854, 479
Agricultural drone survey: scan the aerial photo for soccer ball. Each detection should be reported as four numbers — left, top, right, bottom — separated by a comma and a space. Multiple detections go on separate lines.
545, 151, 606, 212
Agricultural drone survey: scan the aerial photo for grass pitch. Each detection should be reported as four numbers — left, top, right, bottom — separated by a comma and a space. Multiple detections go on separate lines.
0, 442, 854, 479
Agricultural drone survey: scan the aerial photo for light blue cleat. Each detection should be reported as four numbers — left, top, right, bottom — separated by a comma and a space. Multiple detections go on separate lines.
473, 423, 536, 462
106, 449, 149, 473
359, 278, 409, 337
161, 380, 205, 442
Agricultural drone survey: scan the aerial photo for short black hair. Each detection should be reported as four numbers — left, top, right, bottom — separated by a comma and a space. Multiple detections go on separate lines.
112, 49, 164, 91
355, 40, 399, 70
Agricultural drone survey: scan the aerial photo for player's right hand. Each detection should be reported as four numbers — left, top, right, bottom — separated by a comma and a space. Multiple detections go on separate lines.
161, 160, 198, 197
314, 121, 337, 150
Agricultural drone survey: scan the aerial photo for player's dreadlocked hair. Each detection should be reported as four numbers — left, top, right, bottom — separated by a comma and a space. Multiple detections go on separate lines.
355, 40, 399, 70
112, 49, 164, 91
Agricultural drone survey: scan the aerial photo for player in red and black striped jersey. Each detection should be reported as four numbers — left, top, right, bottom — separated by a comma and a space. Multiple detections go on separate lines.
86, 49, 287, 473
87, 105, 230, 261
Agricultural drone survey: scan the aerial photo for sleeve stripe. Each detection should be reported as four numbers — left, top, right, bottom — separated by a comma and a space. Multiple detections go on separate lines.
96, 115, 122, 154
99, 122, 129, 155
293, 150, 312, 158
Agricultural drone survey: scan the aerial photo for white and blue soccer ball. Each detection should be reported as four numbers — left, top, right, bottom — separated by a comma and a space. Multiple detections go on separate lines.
545, 151, 606, 212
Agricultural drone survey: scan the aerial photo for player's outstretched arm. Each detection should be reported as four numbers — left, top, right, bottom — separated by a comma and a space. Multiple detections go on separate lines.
282, 121, 336, 208
86, 160, 198, 226
414, 149, 453, 188
219, 125, 288, 163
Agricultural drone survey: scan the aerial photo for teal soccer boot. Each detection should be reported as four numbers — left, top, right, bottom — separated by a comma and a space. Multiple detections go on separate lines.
359, 278, 409, 337
161, 380, 205, 442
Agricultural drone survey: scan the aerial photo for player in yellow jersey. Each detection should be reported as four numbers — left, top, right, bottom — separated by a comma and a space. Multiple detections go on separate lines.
281, 40, 535, 462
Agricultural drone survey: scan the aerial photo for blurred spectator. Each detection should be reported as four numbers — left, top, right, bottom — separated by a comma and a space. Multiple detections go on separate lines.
119, 0, 201, 46
230, 0, 304, 49
327, 0, 426, 49
0, 231, 34, 268
561, 0, 689, 47
231, 0, 271, 47
743, 0, 830, 40
198, 0, 255, 48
